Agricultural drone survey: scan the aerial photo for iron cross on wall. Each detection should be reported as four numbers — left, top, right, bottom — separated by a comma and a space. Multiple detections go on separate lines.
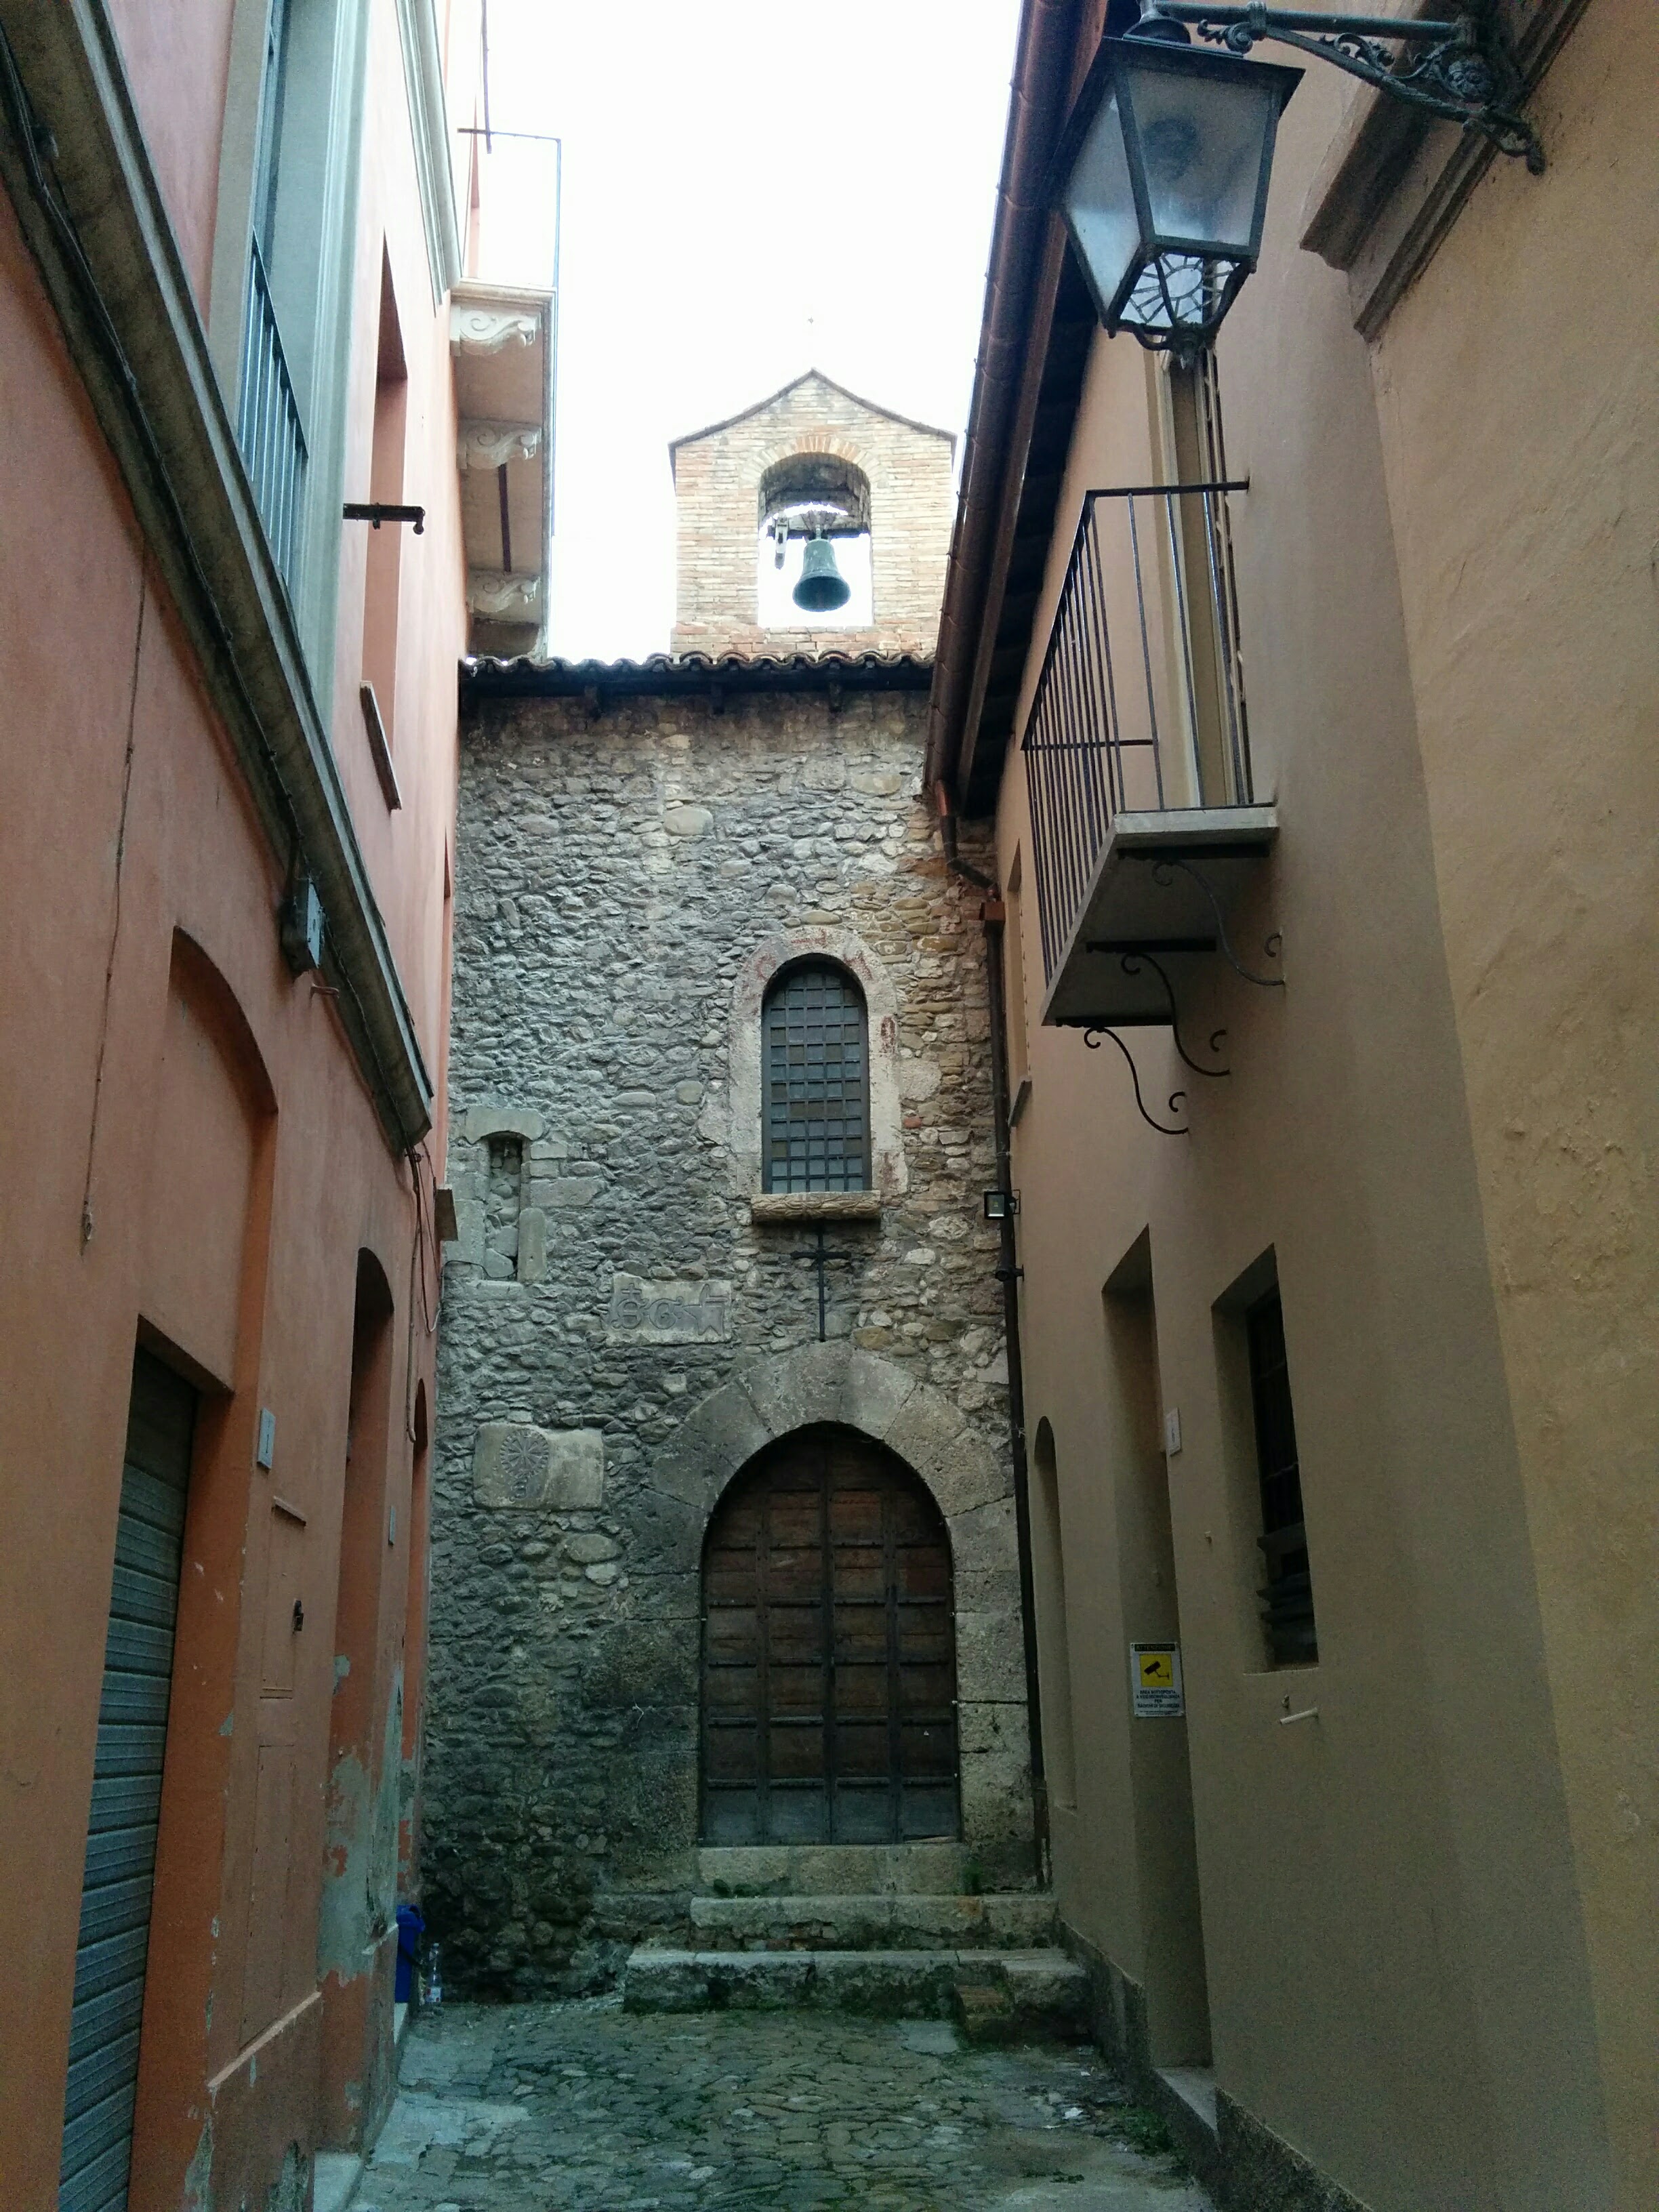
793, 1223, 859, 1343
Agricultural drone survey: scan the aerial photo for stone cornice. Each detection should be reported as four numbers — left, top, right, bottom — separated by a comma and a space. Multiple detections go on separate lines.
0, 1, 433, 1151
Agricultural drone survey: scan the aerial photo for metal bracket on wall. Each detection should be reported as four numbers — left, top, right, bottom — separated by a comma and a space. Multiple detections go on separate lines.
1145, 1, 1545, 172
1084, 1025, 1191, 1136
1136, 853, 1286, 988
343, 501, 426, 535
1086, 947, 1231, 1079
790, 1223, 859, 1343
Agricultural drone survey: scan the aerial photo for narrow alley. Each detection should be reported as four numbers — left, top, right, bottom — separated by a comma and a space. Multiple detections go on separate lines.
4, 0, 1652, 2206
345, 2003, 1208, 2212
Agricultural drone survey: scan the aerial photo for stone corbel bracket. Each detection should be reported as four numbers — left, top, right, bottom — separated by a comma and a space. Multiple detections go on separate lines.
457, 418, 543, 472
466, 569, 541, 622
449, 302, 541, 354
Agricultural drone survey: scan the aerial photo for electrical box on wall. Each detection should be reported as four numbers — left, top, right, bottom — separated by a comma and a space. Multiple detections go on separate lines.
279, 879, 325, 975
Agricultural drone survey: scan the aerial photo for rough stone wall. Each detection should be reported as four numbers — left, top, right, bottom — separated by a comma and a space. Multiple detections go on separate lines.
426, 680, 1027, 1995
670, 373, 956, 658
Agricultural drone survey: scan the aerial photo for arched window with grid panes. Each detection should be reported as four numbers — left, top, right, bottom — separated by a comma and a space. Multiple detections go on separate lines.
762, 962, 871, 1192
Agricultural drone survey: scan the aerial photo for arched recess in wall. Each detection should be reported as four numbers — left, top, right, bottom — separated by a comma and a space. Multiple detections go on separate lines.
1030, 1420, 1078, 1813
756, 447, 874, 628
699, 1422, 959, 1846
715, 928, 908, 1200
125, 930, 281, 2190
650, 1343, 1031, 1883
400, 1379, 430, 1885
139, 930, 279, 1391
321, 1256, 403, 2097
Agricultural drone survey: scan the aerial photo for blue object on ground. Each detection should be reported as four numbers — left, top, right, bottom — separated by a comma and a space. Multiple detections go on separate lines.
395, 1902, 426, 2003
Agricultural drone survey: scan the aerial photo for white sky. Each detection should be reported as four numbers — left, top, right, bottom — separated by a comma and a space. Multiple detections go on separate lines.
480, 0, 1023, 662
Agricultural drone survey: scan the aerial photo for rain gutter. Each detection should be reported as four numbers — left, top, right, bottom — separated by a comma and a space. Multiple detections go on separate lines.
926, 0, 1089, 808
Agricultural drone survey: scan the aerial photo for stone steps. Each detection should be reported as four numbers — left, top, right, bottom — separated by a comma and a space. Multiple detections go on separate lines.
696, 1842, 979, 1897
687, 1891, 1057, 1952
622, 1946, 1089, 2041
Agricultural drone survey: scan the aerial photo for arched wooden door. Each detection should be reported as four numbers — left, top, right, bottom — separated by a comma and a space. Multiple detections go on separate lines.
701, 1425, 959, 1845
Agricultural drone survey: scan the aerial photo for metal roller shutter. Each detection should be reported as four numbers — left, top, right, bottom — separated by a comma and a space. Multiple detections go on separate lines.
60, 1352, 195, 2212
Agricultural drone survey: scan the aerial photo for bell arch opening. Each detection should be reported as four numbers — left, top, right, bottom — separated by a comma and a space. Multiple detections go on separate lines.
755, 452, 873, 628
699, 1423, 960, 1846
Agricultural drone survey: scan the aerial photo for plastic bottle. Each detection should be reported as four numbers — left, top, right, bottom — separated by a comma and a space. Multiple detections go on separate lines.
424, 1941, 443, 2007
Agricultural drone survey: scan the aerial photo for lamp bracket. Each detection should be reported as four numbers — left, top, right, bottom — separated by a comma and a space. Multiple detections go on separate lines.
1142, 1, 1544, 171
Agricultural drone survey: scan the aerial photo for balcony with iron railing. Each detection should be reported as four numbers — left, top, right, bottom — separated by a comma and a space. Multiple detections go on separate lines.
237, 239, 308, 595
1021, 483, 1277, 1031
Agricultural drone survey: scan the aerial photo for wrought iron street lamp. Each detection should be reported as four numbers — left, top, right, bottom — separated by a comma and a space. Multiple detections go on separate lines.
1053, 22, 1301, 352
1054, 1, 1542, 354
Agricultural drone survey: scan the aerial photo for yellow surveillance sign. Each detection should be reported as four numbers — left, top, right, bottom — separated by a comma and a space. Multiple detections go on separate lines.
1130, 1641, 1184, 1717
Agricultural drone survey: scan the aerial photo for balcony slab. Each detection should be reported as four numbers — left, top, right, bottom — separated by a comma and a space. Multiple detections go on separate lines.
1040, 805, 1277, 1029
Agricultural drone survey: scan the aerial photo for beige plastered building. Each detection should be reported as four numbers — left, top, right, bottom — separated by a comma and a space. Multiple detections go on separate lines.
928, 1, 1657, 2207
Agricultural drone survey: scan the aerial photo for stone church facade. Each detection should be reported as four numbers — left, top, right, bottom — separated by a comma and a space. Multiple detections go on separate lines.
427, 380, 1033, 1994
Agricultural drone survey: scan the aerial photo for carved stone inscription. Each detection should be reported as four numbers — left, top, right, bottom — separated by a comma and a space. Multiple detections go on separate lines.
606, 1273, 732, 1344
473, 1424, 605, 1509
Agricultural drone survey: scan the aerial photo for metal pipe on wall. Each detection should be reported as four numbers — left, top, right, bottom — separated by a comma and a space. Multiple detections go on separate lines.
981, 899, 1050, 1887
937, 785, 1050, 1885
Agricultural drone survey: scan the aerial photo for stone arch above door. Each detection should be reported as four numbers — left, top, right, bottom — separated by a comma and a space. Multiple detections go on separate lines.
701, 1425, 960, 1847
649, 1343, 1023, 1726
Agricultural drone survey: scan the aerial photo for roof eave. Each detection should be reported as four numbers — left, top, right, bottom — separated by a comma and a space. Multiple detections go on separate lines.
925, 0, 1092, 815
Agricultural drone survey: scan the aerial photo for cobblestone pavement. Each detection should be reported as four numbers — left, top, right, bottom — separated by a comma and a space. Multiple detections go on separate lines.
352, 1999, 1212, 2211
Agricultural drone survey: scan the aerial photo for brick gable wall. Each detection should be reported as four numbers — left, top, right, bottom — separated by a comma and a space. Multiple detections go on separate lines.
670, 375, 955, 659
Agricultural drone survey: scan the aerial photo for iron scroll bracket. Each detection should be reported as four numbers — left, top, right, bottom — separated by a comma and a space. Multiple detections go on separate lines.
1132, 853, 1286, 989
1086, 945, 1231, 1078
1122, 952, 1230, 1078
1143, 2, 1544, 173
1084, 1025, 1191, 1137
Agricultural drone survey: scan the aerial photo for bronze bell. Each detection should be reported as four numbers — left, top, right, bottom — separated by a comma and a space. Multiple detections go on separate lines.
793, 532, 851, 613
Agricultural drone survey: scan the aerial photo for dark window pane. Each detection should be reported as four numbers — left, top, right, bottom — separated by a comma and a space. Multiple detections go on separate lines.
1246, 1286, 1317, 1664
762, 964, 871, 1191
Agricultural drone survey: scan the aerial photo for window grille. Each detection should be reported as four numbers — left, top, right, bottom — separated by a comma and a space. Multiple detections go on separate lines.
763, 964, 870, 1193
1246, 1286, 1317, 1665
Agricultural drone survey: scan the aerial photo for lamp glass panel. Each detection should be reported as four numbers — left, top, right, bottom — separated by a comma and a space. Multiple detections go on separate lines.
1122, 251, 1236, 337
1120, 57, 1278, 253
1062, 87, 1142, 314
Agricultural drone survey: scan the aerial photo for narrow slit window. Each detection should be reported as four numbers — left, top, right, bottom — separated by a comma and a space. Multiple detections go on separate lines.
762, 963, 870, 1193
1246, 1286, 1317, 1665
